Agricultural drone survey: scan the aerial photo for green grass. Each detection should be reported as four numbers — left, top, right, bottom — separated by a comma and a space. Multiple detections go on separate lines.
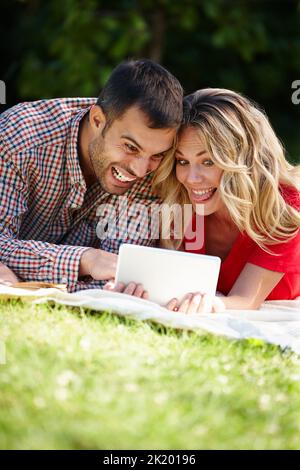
1, 299, 300, 450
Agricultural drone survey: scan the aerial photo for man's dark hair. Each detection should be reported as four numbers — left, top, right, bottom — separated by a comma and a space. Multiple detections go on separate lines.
97, 59, 183, 130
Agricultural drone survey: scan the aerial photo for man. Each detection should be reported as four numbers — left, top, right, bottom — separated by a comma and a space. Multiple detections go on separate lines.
0, 59, 183, 291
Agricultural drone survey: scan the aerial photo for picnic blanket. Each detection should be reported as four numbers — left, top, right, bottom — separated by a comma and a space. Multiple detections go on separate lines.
1, 285, 300, 353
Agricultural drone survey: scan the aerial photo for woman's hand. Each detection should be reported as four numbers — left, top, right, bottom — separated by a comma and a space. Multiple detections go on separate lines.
103, 280, 149, 300
166, 292, 225, 314
103, 282, 225, 314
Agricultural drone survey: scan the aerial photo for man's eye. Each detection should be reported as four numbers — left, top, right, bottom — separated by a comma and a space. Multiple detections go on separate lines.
152, 153, 165, 160
125, 143, 138, 153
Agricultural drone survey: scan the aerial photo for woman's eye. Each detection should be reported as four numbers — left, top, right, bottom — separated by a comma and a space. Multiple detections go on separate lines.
125, 143, 138, 153
203, 159, 214, 166
176, 159, 188, 166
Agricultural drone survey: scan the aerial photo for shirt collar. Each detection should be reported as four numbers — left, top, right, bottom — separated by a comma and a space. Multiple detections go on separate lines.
66, 105, 91, 187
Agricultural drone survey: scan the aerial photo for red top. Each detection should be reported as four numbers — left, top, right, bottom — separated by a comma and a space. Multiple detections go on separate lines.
184, 185, 300, 300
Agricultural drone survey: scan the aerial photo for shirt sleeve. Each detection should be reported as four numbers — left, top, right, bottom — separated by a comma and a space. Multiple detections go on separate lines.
0, 149, 89, 292
247, 229, 300, 274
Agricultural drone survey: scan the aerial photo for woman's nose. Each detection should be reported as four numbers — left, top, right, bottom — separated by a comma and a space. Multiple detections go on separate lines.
186, 166, 205, 184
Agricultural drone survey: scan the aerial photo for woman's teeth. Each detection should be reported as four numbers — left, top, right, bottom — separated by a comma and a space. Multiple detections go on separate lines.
191, 187, 216, 200
192, 187, 215, 195
112, 166, 136, 183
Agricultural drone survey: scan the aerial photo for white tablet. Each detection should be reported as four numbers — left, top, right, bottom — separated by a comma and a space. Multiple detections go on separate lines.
116, 244, 221, 306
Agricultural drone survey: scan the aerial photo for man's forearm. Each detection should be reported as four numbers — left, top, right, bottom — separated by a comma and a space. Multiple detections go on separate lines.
0, 234, 89, 291
78, 248, 96, 277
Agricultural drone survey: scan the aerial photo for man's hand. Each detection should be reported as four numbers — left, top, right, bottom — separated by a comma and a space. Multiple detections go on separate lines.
0, 262, 19, 285
103, 281, 149, 299
79, 248, 118, 281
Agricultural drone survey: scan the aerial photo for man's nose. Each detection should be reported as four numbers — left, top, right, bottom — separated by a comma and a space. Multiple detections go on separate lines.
130, 157, 151, 178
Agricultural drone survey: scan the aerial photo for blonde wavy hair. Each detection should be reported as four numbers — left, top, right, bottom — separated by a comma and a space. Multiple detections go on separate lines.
153, 88, 300, 252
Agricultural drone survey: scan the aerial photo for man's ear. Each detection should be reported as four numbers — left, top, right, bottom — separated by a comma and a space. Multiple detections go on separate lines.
89, 104, 106, 135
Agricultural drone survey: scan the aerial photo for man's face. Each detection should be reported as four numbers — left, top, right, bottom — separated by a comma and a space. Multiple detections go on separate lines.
88, 106, 176, 195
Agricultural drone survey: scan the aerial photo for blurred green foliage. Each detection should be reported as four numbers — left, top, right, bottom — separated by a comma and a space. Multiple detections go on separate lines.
0, 0, 300, 160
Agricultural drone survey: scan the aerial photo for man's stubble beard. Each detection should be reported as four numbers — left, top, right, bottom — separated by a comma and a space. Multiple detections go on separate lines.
88, 134, 142, 195
88, 134, 113, 193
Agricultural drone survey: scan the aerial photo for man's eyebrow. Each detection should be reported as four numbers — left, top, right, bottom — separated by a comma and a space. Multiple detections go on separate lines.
121, 135, 144, 152
121, 136, 173, 156
176, 149, 207, 157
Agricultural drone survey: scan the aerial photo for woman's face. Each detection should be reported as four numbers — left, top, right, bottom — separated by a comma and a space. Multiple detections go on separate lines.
175, 127, 223, 216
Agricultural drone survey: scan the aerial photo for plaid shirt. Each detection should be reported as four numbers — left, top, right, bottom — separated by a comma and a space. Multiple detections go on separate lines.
0, 98, 161, 292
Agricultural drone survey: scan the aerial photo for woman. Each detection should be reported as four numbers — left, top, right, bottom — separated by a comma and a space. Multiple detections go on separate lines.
106, 88, 300, 313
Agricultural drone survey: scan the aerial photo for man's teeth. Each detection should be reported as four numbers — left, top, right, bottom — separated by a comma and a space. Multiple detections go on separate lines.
192, 187, 215, 195
112, 167, 136, 183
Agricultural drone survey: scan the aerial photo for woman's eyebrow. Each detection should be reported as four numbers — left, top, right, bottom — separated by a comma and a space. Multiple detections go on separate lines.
196, 150, 208, 157
176, 149, 207, 157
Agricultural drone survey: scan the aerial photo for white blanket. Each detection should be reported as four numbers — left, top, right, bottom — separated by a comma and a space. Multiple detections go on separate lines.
1, 285, 300, 353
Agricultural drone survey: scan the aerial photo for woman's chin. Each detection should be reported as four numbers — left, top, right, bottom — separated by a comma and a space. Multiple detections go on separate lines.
195, 205, 214, 216
190, 190, 221, 216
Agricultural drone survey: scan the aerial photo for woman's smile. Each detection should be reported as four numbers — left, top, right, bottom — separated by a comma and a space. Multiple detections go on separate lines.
189, 187, 217, 203
175, 127, 223, 214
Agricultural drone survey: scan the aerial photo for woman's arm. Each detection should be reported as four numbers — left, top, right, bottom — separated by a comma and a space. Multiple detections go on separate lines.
166, 263, 284, 313
223, 262, 284, 309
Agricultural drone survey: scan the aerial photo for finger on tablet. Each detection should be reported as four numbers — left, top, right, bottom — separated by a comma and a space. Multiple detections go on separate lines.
187, 293, 202, 314
197, 293, 210, 313
133, 283, 144, 298
142, 291, 149, 300
124, 282, 137, 295
113, 282, 125, 292
166, 298, 178, 311
178, 293, 193, 314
